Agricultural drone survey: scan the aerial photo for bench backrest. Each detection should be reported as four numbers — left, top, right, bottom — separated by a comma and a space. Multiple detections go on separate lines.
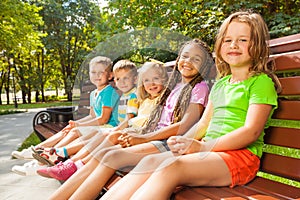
260, 33, 300, 184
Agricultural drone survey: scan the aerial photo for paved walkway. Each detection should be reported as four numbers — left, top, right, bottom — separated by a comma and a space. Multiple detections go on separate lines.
0, 109, 60, 200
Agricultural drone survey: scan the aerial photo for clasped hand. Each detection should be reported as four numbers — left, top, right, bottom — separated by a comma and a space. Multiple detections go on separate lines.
167, 136, 202, 155
118, 132, 147, 148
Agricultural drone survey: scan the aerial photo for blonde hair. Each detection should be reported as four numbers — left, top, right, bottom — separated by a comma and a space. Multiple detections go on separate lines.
214, 11, 281, 92
141, 39, 214, 134
136, 62, 168, 101
89, 56, 113, 71
113, 60, 138, 76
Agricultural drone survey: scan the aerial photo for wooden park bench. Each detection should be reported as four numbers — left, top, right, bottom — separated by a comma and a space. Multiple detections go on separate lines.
32, 81, 96, 141
102, 33, 300, 199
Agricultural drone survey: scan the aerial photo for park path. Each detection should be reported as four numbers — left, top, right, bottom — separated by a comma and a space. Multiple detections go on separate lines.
0, 109, 60, 200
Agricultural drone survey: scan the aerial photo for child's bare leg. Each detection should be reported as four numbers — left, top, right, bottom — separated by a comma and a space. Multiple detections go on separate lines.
63, 141, 86, 157
69, 143, 161, 200
54, 127, 97, 147
71, 131, 122, 163
49, 145, 120, 200
69, 132, 107, 161
66, 130, 97, 147
37, 131, 66, 148
130, 152, 231, 200
100, 151, 173, 200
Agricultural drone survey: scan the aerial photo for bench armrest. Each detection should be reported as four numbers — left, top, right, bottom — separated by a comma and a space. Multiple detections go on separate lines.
32, 106, 76, 127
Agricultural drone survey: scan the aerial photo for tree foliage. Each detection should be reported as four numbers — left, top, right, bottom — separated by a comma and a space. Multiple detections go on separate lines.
1, 0, 299, 104
0, 0, 43, 104
102, 0, 300, 46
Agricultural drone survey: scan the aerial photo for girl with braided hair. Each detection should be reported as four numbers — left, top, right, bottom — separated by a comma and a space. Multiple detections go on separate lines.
49, 39, 214, 200
101, 11, 280, 200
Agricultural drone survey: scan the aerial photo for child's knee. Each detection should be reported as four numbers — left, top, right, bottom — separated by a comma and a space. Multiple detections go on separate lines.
92, 147, 113, 161
69, 128, 81, 139
100, 149, 122, 166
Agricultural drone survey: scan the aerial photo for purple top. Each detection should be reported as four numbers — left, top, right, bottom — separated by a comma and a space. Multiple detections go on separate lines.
155, 81, 209, 130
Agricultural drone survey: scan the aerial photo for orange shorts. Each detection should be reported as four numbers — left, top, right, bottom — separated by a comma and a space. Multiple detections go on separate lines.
218, 149, 260, 188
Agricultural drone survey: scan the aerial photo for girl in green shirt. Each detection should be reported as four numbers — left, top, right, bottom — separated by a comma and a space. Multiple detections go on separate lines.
101, 11, 282, 200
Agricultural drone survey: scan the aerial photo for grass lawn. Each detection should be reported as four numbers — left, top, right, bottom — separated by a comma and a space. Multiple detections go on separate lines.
0, 101, 73, 115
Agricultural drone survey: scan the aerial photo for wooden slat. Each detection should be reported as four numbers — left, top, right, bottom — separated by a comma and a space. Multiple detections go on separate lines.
264, 127, 300, 149
279, 76, 300, 95
103, 174, 122, 191
272, 50, 300, 71
34, 124, 57, 140
173, 187, 212, 200
230, 186, 280, 200
190, 187, 248, 200
175, 179, 300, 200
42, 122, 68, 132
269, 33, 300, 54
34, 122, 68, 140
245, 177, 300, 200
260, 153, 300, 181
272, 100, 300, 120
81, 81, 96, 91
79, 93, 91, 100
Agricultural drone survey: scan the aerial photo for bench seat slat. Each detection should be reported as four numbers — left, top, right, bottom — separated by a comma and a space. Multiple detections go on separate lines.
174, 177, 300, 200
41, 122, 68, 132
188, 187, 250, 199
34, 122, 68, 140
172, 187, 214, 200
34, 124, 58, 139
244, 177, 300, 199
103, 174, 122, 191
174, 185, 281, 200
265, 127, 300, 149
260, 153, 300, 181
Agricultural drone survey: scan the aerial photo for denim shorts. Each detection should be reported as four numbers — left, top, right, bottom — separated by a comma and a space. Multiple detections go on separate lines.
150, 139, 170, 152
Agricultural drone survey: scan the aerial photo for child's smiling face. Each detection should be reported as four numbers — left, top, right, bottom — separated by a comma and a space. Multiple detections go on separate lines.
89, 63, 112, 89
221, 21, 252, 70
142, 67, 165, 98
114, 68, 137, 93
178, 43, 205, 83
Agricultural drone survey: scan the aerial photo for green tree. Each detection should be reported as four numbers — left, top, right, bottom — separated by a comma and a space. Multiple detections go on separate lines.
101, 0, 300, 47
35, 0, 100, 101
0, 0, 43, 104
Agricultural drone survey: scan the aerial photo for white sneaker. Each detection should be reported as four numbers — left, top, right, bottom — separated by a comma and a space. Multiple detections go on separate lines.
11, 160, 46, 176
11, 146, 34, 160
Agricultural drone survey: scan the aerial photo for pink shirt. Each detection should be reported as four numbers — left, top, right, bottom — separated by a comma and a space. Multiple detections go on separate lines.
155, 81, 209, 130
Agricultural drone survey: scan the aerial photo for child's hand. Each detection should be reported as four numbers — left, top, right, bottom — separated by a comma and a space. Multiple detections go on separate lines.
68, 120, 80, 128
61, 124, 72, 135
118, 133, 130, 148
126, 133, 147, 147
118, 133, 146, 148
167, 136, 201, 155
68, 120, 76, 128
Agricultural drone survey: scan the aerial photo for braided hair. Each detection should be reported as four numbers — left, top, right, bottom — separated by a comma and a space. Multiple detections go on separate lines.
141, 39, 214, 134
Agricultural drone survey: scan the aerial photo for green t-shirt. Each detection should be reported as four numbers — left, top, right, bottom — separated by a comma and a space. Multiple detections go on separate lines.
203, 73, 278, 157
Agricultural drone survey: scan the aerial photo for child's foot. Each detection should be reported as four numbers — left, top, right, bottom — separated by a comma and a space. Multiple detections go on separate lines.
37, 160, 77, 181
11, 146, 34, 160
31, 147, 67, 166
11, 160, 46, 176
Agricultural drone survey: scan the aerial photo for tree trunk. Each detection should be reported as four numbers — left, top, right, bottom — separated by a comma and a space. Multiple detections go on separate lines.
35, 90, 39, 102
